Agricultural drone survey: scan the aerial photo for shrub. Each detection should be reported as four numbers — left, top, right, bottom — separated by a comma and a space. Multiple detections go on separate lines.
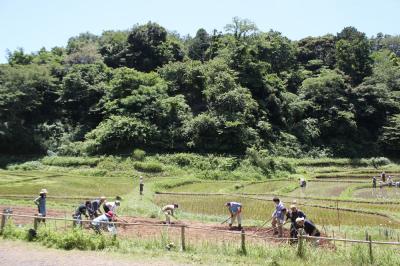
41, 156, 101, 167
371, 157, 391, 167
132, 149, 146, 161
6, 161, 44, 171
134, 162, 163, 173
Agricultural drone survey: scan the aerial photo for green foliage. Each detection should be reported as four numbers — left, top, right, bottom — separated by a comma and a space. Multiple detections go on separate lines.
1, 22, 399, 157
123, 22, 183, 72
245, 148, 295, 176
41, 156, 101, 167
132, 149, 146, 161
84, 116, 158, 154
336, 27, 372, 85
380, 114, 400, 154
133, 162, 163, 173
7, 161, 44, 171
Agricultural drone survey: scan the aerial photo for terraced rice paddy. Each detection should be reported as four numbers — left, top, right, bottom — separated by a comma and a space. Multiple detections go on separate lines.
0, 170, 132, 197
154, 194, 399, 229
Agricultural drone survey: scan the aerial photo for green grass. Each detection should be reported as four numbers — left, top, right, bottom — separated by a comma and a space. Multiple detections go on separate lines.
0, 170, 133, 197
2, 155, 400, 265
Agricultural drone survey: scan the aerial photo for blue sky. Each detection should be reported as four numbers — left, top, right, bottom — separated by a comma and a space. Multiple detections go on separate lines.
1, 0, 399, 63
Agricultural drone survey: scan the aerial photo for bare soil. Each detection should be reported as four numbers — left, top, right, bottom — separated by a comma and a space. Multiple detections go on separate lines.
1, 205, 332, 248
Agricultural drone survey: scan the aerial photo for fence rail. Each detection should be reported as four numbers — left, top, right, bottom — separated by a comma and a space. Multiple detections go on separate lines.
1, 212, 400, 248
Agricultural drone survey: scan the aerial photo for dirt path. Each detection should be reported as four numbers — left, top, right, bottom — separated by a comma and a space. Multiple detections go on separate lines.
0, 240, 182, 266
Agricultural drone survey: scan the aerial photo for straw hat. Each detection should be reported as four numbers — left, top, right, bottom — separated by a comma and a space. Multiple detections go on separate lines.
39, 189, 48, 194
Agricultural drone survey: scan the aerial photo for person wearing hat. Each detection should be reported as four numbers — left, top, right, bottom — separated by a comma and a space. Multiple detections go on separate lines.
89, 196, 106, 218
73, 201, 91, 227
295, 217, 320, 237
225, 202, 242, 230
285, 205, 307, 240
91, 211, 114, 234
34, 189, 48, 222
162, 204, 179, 224
103, 200, 120, 214
271, 197, 285, 237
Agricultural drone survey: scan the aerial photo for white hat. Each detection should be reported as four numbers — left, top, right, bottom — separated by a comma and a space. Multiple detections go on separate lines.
40, 189, 48, 194
296, 217, 305, 223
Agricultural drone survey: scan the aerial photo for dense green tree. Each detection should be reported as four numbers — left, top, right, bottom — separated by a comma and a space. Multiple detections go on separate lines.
60, 63, 111, 131
0, 64, 58, 153
380, 114, 400, 154
188, 28, 210, 62
300, 70, 358, 155
84, 115, 158, 154
99, 30, 129, 68
224, 17, 258, 40
6, 48, 34, 65
124, 22, 184, 72
158, 61, 207, 113
2, 19, 400, 157
297, 35, 336, 69
335, 27, 372, 85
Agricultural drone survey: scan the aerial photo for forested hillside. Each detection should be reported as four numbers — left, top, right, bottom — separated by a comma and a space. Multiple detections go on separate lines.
1, 18, 399, 157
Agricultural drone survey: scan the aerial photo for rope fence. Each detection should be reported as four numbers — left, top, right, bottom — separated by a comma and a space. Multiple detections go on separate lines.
1, 211, 400, 260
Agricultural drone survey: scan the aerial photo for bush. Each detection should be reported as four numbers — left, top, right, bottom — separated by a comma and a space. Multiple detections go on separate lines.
41, 156, 101, 167
371, 157, 391, 167
134, 162, 163, 173
132, 149, 146, 161
245, 148, 295, 176
6, 161, 44, 170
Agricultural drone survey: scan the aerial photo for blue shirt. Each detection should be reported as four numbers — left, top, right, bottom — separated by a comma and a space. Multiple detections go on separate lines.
229, 202, 242, 213
273, 202, 285, 220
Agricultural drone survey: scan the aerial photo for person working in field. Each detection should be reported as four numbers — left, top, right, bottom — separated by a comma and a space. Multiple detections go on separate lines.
295, 217, 320, 240
103, 200, 120, 214
73, 201, 91, 227
91, 211, 115, 234
299, 178, 306, 188
34, 189, 47, 223
162, 204, 179, 224
285, 205, 306, 240
225, 202, 242, 230
271, 197, 285, 237
89, 196, 106, 218
372, 176, 377, 188
381, 171, 386, 183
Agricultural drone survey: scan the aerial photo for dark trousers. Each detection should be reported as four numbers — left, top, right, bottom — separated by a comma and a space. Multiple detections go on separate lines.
140, 184, 144, 195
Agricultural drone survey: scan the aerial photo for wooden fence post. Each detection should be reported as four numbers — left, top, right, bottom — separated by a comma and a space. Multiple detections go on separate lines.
34, 217, 38, 231
180, 226, 186, 251
368, 236, 373, 263
241, 229, 247, 255
0, 212, 6, 233
297, 232, 304, 258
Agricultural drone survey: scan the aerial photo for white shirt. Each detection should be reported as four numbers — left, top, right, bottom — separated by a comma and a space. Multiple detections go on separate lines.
105, 202, 119, 213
